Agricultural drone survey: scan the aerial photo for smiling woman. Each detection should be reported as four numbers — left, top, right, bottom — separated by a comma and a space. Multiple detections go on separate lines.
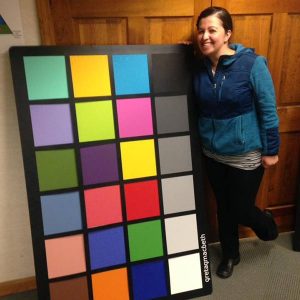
193, 6, 280, 279
196, 8, 234, 69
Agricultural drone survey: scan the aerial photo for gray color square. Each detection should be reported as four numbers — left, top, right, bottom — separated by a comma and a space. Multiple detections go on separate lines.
155, 95, 189, 134
158, 136, 192, 175
162, 175, 196, 214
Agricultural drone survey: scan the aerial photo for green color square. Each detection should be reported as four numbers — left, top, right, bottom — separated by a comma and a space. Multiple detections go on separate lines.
23, 56, 68, 100
128, 220, 164, 262
36, 149, 78, 192
75, 101, 115, 142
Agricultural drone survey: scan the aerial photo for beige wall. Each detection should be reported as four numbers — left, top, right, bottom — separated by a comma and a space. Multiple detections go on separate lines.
0, 0, 41, 282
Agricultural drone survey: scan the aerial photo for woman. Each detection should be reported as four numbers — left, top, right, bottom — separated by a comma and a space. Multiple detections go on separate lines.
193, 6, 280, 279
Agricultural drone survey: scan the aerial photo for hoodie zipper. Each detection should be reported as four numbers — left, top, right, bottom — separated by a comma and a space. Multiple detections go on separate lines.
211, 71, 216, 151
218, 75, 225, 101
211, 74, 225, 151
211, 70, 217, 151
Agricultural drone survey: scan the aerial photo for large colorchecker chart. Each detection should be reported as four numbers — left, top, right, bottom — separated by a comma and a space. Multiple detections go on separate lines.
10, 45, 212, 300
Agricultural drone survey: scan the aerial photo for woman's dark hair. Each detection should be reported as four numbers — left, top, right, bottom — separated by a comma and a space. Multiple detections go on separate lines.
196, 6, 233, 32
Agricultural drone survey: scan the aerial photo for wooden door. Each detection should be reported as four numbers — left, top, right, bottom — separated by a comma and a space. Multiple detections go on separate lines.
36, 0, 210, 45
36, 0, 300, 242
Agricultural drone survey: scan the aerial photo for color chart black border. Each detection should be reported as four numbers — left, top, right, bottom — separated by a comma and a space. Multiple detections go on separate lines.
9, 45, 212, 300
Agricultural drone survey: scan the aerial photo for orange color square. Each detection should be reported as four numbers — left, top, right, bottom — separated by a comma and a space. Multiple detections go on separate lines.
92, 268, 129, 300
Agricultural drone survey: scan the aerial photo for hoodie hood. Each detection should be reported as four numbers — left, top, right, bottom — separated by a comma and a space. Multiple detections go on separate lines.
222, 43, 255, 65
203, 43, 255, 68
229, 43, 254, 54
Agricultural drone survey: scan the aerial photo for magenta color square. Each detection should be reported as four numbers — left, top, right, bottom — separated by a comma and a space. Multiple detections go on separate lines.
84, 185, 123, 228
80, 144, 119, 186
116, 98, 153, 138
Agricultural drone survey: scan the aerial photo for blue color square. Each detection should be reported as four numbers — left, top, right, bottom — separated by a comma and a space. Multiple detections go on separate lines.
131, 260, 168, 300
41, 192, 82, 235
112, 54, 150, 95
88, 227, 126, 270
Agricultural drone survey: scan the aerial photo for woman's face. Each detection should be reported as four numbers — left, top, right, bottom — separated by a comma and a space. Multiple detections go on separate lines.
197, 14, 231, 60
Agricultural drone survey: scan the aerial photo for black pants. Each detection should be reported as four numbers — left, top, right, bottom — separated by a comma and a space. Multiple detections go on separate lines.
204, 156, 277, 259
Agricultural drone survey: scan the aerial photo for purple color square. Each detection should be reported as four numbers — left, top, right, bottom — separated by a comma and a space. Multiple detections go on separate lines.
80, 144, 119, 185
30, 104, 73, 146
88, 226, 126, 270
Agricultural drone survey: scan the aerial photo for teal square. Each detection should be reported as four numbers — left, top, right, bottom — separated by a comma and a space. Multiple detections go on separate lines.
127, 220, 164, 262
23, 56, 69, 100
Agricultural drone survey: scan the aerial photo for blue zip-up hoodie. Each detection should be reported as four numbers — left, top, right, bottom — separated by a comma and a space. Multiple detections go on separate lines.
194, 44, 280, 156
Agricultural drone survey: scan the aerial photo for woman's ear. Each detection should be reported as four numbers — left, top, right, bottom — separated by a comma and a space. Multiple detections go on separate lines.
225, 30, 232, 42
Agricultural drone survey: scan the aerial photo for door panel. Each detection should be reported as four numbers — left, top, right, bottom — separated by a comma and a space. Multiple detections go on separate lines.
278, 14, 300, 103
268, 134, 300, 206
146, 17, 193, 44
75, 18, 128, 45
70, 0, 195, 17
231, 15, 272, 57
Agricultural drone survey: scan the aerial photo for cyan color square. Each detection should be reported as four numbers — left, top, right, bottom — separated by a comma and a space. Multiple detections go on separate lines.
112, 54, 150, 95
41, 192, 82, 235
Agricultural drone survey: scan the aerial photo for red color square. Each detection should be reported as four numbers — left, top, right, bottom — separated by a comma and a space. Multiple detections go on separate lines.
124, 180, 160, 221
84, 185, 122, 228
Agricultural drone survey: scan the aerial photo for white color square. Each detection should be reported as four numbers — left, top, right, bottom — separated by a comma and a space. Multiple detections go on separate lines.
168, 253, 203, 294
165, 214, 199, 254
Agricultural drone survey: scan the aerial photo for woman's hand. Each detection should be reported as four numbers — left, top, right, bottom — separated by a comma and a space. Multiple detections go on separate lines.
261, 155, 279, 168
178, 40, 193, 45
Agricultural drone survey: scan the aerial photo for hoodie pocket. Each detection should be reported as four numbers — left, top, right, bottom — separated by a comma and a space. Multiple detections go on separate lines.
198, 117, 214, 150
235, 115, 245, 145
212, 116, 245, 154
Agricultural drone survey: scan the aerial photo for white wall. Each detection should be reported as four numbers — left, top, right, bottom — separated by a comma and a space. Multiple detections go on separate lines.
0, 0, 41, 282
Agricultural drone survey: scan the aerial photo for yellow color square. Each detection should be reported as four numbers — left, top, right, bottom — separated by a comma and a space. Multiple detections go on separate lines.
120, 139, 157, 180
70, 55, 111, 98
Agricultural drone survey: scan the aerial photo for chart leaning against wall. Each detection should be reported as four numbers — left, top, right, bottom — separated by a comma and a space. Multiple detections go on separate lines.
9, 45, 212, 300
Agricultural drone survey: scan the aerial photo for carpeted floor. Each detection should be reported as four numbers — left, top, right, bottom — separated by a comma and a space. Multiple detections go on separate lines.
1, 232, 299, 300
200, 232, 300, 300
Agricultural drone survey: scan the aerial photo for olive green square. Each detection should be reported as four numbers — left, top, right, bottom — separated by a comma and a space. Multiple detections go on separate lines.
36, 149, 78, 192
127, 220, 163, 262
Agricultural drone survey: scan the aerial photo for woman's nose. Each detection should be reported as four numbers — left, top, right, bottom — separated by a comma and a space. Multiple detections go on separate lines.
202, 31, 209, 40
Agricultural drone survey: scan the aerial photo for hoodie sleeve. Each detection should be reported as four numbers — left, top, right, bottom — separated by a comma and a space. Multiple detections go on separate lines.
250, 56, 280, 155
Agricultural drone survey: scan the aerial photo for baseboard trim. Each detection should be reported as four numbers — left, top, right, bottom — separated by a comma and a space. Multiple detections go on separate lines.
0, 277, 36, 297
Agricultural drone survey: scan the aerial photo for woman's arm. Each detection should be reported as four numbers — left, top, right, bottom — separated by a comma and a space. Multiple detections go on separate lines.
250, 56, 280, 163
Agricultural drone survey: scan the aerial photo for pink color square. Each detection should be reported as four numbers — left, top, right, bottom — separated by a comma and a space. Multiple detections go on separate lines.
116, 98, 153, 138
124, 180, 161, 221
84, 185, 122, 228
45, 234, 86, 279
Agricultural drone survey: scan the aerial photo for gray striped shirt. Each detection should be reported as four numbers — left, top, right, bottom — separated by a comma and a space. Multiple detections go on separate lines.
203, 148, 262, 170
